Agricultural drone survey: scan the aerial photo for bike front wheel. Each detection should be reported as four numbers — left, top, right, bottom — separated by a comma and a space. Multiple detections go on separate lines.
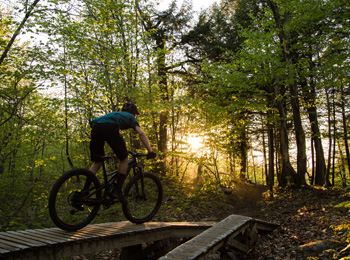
122, 172, 163, 224
48, 168, 102, 231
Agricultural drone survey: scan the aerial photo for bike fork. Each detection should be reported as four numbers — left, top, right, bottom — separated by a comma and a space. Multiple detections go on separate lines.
137, 166, 145, 195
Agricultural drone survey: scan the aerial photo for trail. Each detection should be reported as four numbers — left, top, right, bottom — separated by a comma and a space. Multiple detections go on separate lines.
231, 183, 269, 218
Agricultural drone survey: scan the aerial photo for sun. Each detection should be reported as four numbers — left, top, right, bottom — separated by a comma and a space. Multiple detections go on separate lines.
187, 134, 204, 152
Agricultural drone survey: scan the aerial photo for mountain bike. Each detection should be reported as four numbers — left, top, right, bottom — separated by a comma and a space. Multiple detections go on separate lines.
48, 151, 163, 231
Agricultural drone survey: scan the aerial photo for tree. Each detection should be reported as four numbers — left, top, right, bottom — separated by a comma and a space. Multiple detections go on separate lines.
266, 0, 307, 187
0, 0, 40, 65
137, 0, 193, 174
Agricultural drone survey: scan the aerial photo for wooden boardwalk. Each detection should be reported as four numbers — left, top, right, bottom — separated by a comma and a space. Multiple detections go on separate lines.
0, 215, 277, 260
159, 214, 277, 259
0, 221, 214, 260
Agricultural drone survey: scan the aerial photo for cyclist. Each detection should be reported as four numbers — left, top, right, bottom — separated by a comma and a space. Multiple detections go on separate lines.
88, 102, 156, 203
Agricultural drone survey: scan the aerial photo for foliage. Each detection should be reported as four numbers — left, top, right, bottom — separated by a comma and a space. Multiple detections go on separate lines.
0, 0, 350, 233
335, 201, 350, 212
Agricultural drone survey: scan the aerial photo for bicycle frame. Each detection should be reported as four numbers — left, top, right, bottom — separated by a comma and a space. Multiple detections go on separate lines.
82, 151, 146, 206
48, 150, 162, 230
126, 151, 146, 196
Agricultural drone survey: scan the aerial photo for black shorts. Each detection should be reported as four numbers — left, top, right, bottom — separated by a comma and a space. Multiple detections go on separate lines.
90, 123, 128, 162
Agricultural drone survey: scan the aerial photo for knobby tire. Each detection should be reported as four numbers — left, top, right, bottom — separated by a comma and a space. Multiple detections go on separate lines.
122, 172, 163, 224
48, 168, 101, 231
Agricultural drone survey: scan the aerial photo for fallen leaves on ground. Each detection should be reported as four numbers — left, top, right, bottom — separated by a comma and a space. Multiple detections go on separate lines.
242, 186, 350, 260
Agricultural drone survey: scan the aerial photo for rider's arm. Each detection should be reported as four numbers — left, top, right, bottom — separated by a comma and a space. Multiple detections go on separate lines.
135, 126, 153, 153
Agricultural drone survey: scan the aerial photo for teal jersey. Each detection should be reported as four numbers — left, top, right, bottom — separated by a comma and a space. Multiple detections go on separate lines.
90, 111, 139, 130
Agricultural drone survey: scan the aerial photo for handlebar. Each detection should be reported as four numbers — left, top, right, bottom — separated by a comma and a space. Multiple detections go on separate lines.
128, 150, 156, 159
96, 151, 153, 161
128, 150, 147, 157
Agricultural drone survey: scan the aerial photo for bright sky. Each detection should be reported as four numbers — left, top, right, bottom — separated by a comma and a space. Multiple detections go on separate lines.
157, 0, 218, 11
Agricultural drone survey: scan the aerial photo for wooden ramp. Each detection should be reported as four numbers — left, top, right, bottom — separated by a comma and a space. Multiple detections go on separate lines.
0, 221, 214, 260
0, 215, 277, 260
159, 214, 278, 260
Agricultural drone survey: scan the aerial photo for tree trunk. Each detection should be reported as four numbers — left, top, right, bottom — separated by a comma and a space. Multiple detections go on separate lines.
290, 84, 307, 186
156, 37, 168, 175
274, 84, 298, 187
275, 125, 281, 184
261, 117, 269, 185
63, 44, 74, 169
267, 109, 275, 192
268, 0, 307, 187
308, 105, 326, 185
340, 82, 350, 178
324, 86, 332, 187
310, 137, 314, 184
301, 78, 326, 186
331, 95, 336, 186
338, 140, 348, 187
239, 125, 248, 180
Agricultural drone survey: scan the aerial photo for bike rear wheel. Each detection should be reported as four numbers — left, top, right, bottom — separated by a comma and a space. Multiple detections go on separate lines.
48, 168, 101, 231
122, 172, 163, 224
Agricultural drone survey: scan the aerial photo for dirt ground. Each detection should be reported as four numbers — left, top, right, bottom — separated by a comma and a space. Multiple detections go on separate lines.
229, 182, 269, 218
199, 183, 350, 260
236, 185, 350, 260
72, 184, 350, 260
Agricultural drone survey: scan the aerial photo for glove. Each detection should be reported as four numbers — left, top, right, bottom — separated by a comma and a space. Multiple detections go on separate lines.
146, 151, 156, 159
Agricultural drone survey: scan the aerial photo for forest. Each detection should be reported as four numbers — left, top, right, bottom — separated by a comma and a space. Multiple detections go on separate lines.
1, 0, 350, 257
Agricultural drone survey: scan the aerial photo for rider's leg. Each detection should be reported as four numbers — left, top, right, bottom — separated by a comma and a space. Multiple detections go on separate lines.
80, 162, 102, 193
106, 130, 128, 203
115, 157, 128, 187
113, 157, 128, 203
117, 157, 128, 174
89, 123, 105, 175
89, 162, 102, 174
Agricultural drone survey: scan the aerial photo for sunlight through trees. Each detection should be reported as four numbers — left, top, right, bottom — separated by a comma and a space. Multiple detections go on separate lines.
0, 0, 349, 230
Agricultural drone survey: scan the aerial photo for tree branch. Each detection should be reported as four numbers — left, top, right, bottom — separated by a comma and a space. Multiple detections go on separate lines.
0, 0, 40, 66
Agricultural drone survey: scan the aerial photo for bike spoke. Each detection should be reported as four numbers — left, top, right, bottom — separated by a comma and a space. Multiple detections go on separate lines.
57, 177, 93, 223
123, 173, 162, 223
49, 169, 101, 231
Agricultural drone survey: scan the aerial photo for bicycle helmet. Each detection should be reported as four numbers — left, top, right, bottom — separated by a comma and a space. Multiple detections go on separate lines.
122, 102, 140, 115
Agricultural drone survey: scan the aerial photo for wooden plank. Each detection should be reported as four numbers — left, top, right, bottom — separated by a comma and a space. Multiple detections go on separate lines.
0, 216, 276, 260
70, 222, 168, 241
6, 231, 59, 245
10, 221, 209, 246
0, 221, 198, 259
226, 238, 250, 253
28, 227, 73, 238
0, 232, 47, 247
21, 229, 76, 243
160, 216, 278, 260
50, 226, 174, 260
0, 247, 9, 254
19, 229, 72, 243
6, 221, 168, 251
30, 223, 134, 241
0, 236, 29, 250
159, 215, 252, 260
160, 243, 206, 259
164, 222, 215, 227
0, 234, 40, 248
75, 222, 165, 237
48, 222, 212, 260
0, 240, 19, 252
